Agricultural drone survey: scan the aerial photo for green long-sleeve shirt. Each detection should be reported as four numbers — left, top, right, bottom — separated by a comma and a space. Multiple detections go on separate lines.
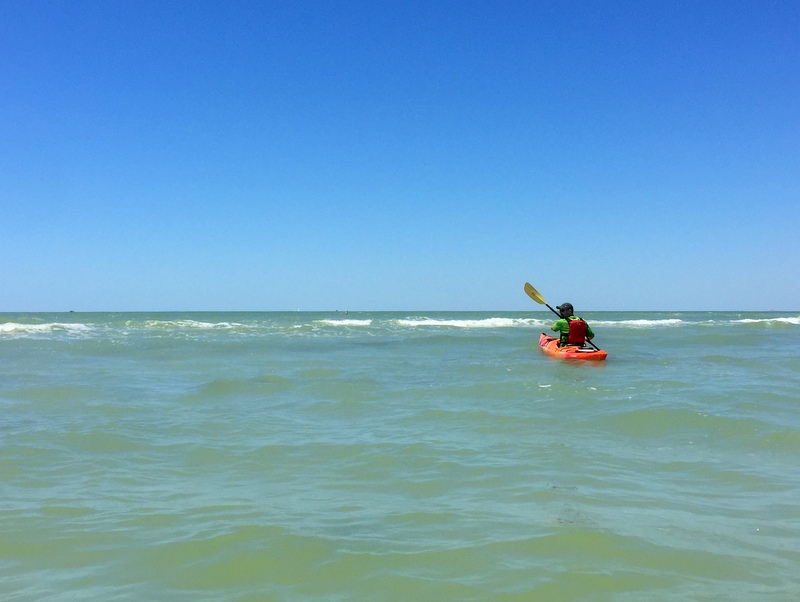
551, 316, 594, 345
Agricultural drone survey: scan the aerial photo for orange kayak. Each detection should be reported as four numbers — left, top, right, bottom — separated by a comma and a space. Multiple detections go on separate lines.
539, 333, 608, 361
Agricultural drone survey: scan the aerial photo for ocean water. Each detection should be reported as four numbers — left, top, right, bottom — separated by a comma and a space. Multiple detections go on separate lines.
1, 311, 799, 601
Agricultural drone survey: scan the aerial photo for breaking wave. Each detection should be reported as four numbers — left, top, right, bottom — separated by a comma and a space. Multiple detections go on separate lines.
0, 322, 93, 335
315, 319, 373, 326
396, 317, 546, 328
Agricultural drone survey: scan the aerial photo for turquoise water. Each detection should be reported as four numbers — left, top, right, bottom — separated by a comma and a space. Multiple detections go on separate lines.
2, 311, 799, 601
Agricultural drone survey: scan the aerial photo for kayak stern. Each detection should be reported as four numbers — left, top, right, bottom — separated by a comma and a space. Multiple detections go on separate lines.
539, 333, 608, 361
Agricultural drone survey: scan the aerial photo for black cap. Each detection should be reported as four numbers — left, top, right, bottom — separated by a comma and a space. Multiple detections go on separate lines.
556, 303, 573, 312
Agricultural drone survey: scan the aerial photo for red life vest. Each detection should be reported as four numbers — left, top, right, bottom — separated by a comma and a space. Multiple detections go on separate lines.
566, 317, 588, 345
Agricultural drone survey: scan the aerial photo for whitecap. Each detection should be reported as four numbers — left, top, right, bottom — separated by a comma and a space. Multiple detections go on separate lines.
593, 319, 685, 328
732, 316, 800, 326
316, 319, 373, 326
0, 322, 93, 335
396, 317, 546, 328
142, 320, 241, 329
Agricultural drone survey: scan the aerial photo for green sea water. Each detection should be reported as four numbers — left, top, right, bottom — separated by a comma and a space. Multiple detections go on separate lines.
2, 311, 799, 601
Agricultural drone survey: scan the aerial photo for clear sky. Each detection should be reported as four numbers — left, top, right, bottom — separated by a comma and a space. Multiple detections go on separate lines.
2, 0, 798, 311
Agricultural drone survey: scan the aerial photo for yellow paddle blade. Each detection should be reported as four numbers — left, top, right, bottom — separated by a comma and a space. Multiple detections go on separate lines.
524, 282, 547, 305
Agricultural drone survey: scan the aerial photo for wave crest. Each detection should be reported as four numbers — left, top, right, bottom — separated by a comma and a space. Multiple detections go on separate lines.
732, 317, 800, 326
594, 319, 684, 328
316, 319, 373, 326
139, 320, 242, 330
396, 317, 546, 328
0, 322, 93, 335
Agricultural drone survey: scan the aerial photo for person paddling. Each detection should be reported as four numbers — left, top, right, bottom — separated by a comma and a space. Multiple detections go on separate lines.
551, 303, 595, 347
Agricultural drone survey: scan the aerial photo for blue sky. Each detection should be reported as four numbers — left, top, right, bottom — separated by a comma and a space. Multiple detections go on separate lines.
2, 0, 798, 311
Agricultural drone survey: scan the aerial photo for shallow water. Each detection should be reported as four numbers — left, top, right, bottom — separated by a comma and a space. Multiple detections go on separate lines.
2, 312, 799, 600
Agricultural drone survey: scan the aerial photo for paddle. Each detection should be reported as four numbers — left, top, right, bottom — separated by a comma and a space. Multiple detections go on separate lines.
524, 282, 602, 351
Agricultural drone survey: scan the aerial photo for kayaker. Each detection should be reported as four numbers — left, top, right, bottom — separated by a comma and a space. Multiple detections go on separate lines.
551, 303, 595, 347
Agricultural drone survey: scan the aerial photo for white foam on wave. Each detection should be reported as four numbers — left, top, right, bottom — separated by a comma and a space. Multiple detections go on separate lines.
316, 319, 373, 326
141, 320, 242, 330
594, 319, 684, 328
732, 316, 800, 326
0, 322, 93, 335
397, 317, 546, 328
